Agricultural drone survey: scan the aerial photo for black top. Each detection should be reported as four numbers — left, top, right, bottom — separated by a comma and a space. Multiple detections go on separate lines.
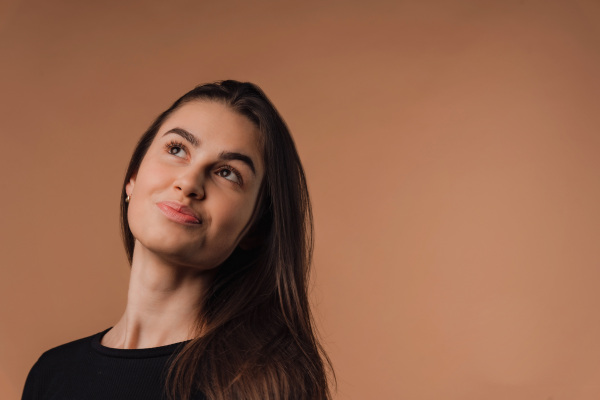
22, 329, 206, 400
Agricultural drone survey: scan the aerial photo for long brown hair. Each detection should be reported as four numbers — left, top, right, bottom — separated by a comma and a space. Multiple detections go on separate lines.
120, 81, 333, 399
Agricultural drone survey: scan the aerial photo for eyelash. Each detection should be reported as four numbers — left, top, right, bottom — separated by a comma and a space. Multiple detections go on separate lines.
165, 140, 188, 158
216, 165, 244, 186
164, 140, 243, 186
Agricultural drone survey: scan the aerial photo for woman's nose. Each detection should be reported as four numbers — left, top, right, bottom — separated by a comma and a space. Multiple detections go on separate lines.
174, 169, 206, 200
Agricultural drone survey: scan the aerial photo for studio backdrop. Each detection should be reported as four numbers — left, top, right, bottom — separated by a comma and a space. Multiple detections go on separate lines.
1, 1, 600, 399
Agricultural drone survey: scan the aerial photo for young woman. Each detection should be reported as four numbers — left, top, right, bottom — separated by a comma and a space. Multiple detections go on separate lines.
22, 80, 333, 400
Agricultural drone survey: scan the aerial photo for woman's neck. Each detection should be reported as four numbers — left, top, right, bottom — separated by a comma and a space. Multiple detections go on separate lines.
102, 247, 213, 349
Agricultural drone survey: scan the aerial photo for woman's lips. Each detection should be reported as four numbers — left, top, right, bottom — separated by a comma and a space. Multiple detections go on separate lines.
156, 201, 201, 224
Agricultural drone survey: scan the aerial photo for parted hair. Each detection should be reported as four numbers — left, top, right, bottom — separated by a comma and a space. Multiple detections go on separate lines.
120, 80, 333, 400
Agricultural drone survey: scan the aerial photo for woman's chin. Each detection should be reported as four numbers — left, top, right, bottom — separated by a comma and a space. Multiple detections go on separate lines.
132, 240, 226, 271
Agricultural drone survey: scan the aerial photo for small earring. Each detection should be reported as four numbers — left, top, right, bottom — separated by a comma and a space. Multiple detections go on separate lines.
125, 195, 130, 203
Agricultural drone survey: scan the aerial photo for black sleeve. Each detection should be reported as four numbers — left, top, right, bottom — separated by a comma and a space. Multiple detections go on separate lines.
21, 358, 41, 400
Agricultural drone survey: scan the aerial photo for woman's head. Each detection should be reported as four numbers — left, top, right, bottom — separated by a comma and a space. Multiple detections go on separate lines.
123, 99, 264, 270
120, 81, 313, 307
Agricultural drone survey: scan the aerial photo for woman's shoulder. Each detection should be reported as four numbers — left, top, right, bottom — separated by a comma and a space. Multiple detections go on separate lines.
22, 329, 110, 400
35, 328, 108, 367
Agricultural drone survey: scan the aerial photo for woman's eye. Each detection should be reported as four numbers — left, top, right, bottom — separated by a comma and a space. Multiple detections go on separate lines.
166, 143, 187, 158
216, 168, 241, 185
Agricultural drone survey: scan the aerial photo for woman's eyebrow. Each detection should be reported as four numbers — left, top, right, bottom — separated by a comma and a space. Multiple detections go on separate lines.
162, 127, 199, 147
162, 127, 256, 174
219, 151, 256, 175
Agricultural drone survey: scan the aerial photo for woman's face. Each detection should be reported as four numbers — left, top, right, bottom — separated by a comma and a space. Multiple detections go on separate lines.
126, 100, 264, 269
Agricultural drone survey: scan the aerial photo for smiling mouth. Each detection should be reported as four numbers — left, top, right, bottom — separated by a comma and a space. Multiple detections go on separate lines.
156, 202, 202, 225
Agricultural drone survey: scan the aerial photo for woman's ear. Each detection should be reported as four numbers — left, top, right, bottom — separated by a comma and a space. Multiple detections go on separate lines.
125, 172, 137, 197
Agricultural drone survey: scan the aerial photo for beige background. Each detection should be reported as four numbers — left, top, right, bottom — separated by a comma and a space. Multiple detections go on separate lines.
1, 0, 600, 399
